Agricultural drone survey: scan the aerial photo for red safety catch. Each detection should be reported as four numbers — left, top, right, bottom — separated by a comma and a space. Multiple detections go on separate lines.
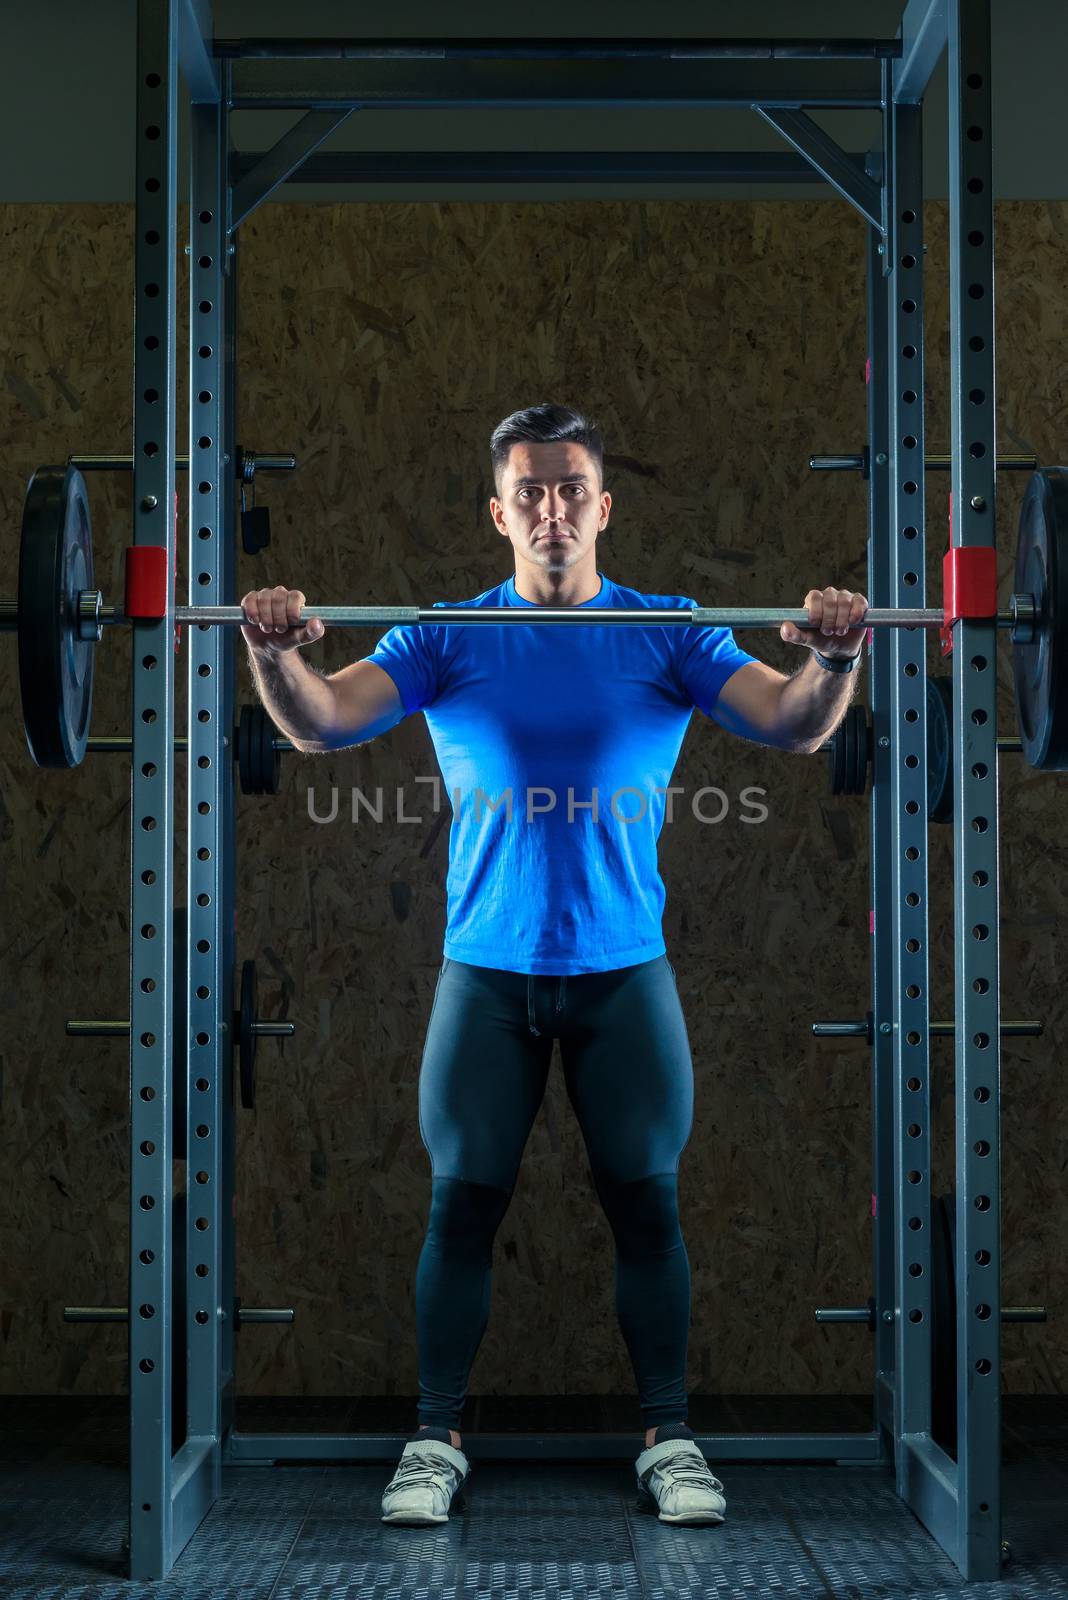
125, 492, 181, 654
125, 546, 169, 618
940, 544, 998, 656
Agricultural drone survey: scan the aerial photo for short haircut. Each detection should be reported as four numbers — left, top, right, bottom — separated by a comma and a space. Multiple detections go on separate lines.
489, 403, 604, 495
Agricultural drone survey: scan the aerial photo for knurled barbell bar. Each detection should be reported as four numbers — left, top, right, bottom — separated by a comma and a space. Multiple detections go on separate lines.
6, 462, 1068, 771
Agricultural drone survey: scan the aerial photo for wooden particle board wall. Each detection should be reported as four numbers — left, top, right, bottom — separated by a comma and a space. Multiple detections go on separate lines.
0, 197, 1065, 1402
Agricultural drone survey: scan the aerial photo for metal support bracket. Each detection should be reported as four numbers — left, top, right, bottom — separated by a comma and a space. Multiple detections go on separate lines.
230, 109, 355, 230
753, 106, 884, 231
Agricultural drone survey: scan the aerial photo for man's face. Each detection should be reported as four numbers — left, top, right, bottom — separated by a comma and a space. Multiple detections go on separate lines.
490, 441, 611, 574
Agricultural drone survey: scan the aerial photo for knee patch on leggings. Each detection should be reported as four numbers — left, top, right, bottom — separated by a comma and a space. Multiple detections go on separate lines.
593, 1171, 683, 1260
426, 1175, 512, 1264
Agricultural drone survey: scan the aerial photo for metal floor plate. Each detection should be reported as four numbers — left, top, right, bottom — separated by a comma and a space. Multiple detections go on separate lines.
1, 1397, 1066, 1598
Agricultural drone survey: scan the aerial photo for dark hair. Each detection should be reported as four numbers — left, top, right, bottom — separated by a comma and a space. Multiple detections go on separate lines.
490, 403, 604, 494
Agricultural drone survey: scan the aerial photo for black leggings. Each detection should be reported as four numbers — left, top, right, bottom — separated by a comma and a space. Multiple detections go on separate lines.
415, 954, 695, 1432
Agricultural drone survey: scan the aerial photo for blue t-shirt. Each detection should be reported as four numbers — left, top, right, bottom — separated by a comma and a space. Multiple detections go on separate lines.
366, 572, 757, 974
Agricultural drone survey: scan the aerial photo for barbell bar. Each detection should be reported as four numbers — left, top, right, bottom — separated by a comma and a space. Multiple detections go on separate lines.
9, 461, 1068, 770
178, 602, 1025, 628
0, 599, 1027, 630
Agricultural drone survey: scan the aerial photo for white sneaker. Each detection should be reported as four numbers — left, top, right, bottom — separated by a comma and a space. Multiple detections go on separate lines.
380, 1437, 470, 1525
635, 1437, 727, 1526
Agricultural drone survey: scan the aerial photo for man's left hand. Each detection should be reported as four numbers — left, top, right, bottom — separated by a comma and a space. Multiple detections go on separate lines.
780, 587, 868, 660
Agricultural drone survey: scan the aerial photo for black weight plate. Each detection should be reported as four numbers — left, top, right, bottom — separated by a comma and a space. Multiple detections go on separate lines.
848, 705, 870, 794
844, 709, 856, 792
18, 465, 95, 767
237, 704, 255, 796
926, 677, 954, 824
930, 1191, 958, 1457
828, 718, 847, 795
858, 706, 872, 793
258, 704, 281, 795
1013, 467, 1068, 770
239, 959, 257, 1110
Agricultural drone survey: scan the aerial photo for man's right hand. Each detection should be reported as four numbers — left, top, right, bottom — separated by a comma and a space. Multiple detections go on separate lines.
240, 586, 325, 653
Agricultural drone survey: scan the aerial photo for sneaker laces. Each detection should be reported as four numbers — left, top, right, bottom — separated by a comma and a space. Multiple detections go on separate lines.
392, 1451, 458, 1490
649, 1452, 723, 1493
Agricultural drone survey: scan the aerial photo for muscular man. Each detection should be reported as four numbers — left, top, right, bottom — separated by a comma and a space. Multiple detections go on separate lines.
242, 403, 867, 1529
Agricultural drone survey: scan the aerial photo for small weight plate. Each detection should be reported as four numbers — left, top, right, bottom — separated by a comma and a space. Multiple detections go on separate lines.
842, 699, 858, 794
926, 677, 954, 824
1013, 467, 1068, 770
848, 705, 870, 795
258, 704, 281, 795
18, 465, 95, 767
828, 718, 847, 795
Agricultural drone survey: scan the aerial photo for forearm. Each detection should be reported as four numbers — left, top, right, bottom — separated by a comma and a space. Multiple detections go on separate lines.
776, 653, 861, 753
245, 643, 339, 753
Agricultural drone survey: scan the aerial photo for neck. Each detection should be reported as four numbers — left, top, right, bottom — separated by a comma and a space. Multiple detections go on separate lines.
513, 555, 602, 607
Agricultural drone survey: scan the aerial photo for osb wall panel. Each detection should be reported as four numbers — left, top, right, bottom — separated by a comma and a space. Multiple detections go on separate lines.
0, 200, 1065, 1405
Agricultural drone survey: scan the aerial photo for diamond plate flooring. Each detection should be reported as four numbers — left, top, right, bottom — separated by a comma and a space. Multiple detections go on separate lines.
1, 1395, 1066, 1598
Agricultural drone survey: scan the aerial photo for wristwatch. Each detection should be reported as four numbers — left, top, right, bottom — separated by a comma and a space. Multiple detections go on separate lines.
814, 649, 863, 674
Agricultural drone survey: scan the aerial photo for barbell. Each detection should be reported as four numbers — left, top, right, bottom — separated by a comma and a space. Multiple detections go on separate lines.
5, 462, 1068, 771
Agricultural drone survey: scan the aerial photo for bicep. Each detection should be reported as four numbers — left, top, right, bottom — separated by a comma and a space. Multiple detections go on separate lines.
703, 660, 788, 746
326, 658, 406, 746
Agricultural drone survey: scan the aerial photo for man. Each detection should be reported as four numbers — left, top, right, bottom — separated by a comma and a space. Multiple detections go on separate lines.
241, 403, 867, 1529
